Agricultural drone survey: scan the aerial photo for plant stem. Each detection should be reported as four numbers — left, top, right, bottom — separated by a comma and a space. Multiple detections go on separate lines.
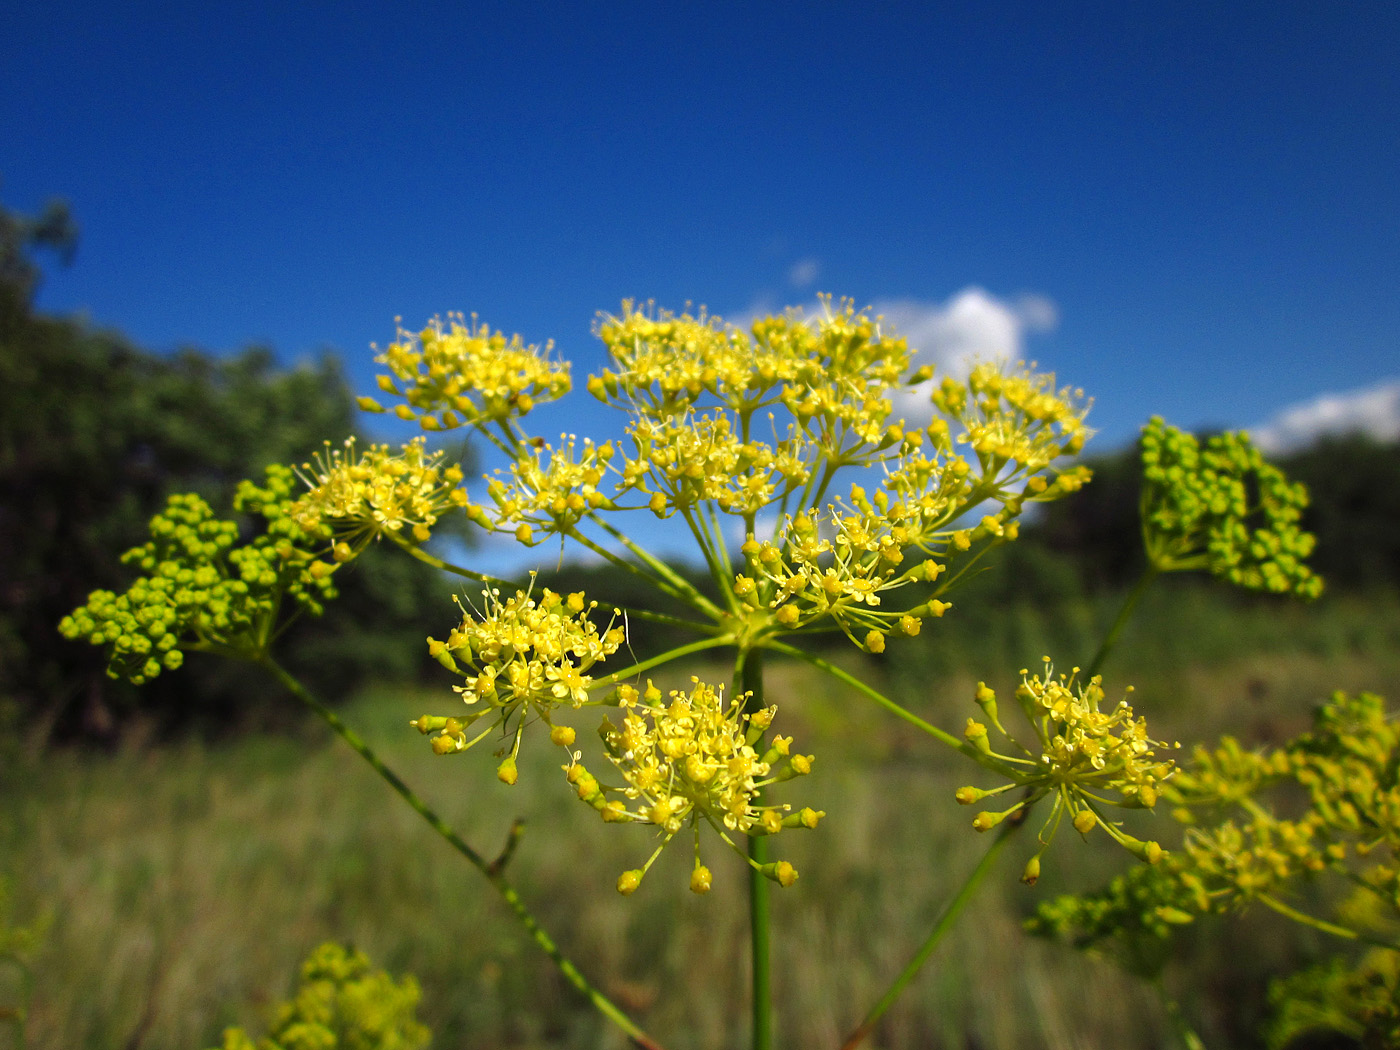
1256, 893, 1400, 952
590, 513, 727, 621
840, 820, 1017, 1050
594, 636, 732, 689
261, 658, 667, 1050
766, 641, 1016, 773
739, 648, 773, 1050
1151, 976, 1207, 1050
1085, 565, 1160, 679
390, 533, 715, 633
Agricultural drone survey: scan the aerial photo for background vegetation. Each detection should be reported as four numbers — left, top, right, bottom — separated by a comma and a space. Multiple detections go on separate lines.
3, 195, 1398, 1048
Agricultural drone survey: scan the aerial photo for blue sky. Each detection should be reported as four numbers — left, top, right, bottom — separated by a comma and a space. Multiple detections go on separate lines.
6, 3, 1398, 558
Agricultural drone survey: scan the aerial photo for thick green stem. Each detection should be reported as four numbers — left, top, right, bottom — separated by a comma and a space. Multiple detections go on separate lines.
1085, 565, 1160, 679
739, 649, 773, 1050
841, 821, 1018, 1050
261, 658, 666, 1050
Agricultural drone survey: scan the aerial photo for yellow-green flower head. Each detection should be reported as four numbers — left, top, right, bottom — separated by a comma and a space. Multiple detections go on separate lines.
59, 469, 338, 684
412, 582, 624, 773
1266, 949, 1400, 1050
1030, 690, 1400, 975
620, 410, 814, 519
956, 660, 1174, 879
1139, 416, 1323, 598
486, 434, 617, 540
933, 362, 1092, 478
207, 942, 429, 1050
359, 313, 570, 431
591, 297, 918, 437
566, 677, 819, 894
291, 436, 471, 550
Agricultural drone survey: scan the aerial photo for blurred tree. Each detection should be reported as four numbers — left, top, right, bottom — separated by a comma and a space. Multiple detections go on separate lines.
1280, 433, 1400, 590
0, 197, 467, 742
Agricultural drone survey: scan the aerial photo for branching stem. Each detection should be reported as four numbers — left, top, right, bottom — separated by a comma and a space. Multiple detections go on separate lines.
261, 657, 667, 1050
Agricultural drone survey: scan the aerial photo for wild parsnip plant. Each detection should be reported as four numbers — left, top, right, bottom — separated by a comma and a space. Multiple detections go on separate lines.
59, 298, 1379, 1049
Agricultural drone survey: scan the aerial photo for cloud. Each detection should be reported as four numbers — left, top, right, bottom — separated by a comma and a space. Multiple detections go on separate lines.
872, 288, 1058, 425
788, 258, 820, 289
1250, 379, 1400, 455
874, 288, 1058, 376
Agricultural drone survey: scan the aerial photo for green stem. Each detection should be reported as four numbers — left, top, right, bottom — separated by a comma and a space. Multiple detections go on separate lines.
739, 648, 773, 1050
766, 641, 1015, 773
568, 528, 699, 610
590, 513, 727, 621
1085, 565, 1160, 679
1151, 976, 1207, 1050
390, 532, 714, 633
841, 821, 1018, 1050
388, 533, 517, 588
593, 636, 733, 689
261, 658, 667, 1050
1255, 893, 1400, 952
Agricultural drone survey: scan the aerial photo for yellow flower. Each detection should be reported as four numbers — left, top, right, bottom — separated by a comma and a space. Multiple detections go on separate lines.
956, 660, 1176, 878
363, 313, 570, 430
565, 677, 820, 893
291, 436, 470, 551
411, 581, 624, 781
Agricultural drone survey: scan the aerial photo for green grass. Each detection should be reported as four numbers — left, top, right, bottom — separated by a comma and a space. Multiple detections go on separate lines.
6, 588, 1400, 1050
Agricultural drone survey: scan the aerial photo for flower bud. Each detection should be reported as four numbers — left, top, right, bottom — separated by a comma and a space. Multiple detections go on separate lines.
690, 865, 713, 894
1021, 855, 1041, 886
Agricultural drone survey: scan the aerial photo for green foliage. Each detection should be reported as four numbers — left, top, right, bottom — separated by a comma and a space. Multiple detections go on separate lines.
1029, 689, 1400, 1046
1266, 950, 1400, 1050
211, 943, 430, 1050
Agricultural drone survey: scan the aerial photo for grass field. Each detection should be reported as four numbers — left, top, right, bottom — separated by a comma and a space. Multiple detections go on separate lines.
5, 587, 1399, 1050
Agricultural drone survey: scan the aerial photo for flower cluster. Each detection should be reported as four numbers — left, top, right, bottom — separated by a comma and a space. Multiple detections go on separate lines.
291, 436, 474, 552
411, 582, 624, 783
932, 362, 1090, 476
1028, 691, 1400, 1046
358, 313, 570, 431
565, 678, 820, 895
1140, 416, 1322, 597
590, 299, 916, 433
956, 660, 1175, 882
1169, 690, 1400, 910
619, 410, 815, 519
209, 942, 429, 1050
60, 467, 337, 683
484, 435, 617, 543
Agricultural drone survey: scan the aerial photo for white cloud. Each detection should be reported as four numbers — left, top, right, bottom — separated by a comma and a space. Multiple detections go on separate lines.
788, 258, 820, 289
874, 287, 1058, 425
874, 288, 1057, 376
1250, 379, 1400, 454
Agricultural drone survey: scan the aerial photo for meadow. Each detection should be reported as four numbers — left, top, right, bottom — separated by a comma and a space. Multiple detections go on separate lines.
7, 585, 1399, 1050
